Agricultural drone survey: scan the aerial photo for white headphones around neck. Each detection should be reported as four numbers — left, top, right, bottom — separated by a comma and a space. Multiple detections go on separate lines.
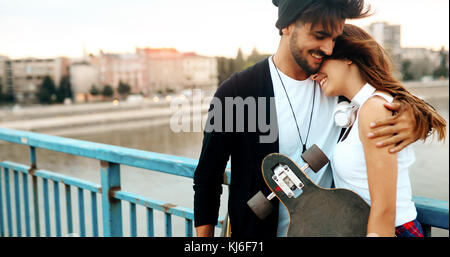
333, 101, 358, 128
333, 83, 376, 128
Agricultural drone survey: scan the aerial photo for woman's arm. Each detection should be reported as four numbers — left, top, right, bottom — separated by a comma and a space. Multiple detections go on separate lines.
359, 97, 398, 237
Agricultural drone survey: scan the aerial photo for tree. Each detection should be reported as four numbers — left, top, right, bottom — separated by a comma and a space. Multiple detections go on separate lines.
56, 75, 73, 103
90, 84, 100, 96
245, 47, 271, 69
400, 60, 414, 81
409, 57, 433, 80
37, 76, 57, 104
217, 56, 235, 86
216, 47, 271, 86
433, 48, 449, 79
166, 87, 175, 94
117, 81, 131, 98
235, 48, 245, 72
0, 88, 14, 104
102, 85, 114, 98
0, 79, 14, 104
0, 79, 3, 103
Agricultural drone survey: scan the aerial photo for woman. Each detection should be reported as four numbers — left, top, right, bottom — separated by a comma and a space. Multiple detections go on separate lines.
314, 24, 446, 237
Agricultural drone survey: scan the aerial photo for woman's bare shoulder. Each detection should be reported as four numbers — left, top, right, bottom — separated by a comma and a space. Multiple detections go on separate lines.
358, 95, 393, 133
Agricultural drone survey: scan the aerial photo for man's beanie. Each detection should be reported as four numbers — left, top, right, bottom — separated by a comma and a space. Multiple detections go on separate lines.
273, 0, 314, 30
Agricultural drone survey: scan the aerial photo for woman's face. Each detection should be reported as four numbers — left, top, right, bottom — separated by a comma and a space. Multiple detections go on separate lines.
315, 59, 350, 97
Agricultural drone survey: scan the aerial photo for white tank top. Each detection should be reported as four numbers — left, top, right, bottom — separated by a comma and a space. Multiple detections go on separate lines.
331, 86, 417, 226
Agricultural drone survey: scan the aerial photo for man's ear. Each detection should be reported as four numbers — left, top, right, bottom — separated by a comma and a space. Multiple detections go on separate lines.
281, 23, 295, 36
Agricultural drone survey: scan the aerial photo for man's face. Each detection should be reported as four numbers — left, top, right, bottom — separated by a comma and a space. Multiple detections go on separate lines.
288, 21, 344, 75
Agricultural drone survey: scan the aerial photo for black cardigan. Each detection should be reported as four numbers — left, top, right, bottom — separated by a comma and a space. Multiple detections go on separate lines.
193, 58, 281, 237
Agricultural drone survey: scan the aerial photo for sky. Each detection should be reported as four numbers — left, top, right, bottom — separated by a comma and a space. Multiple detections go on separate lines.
0, 0, 448, 59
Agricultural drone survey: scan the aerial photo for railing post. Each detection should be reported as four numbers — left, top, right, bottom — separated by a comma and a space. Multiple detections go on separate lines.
0, 167, 4, 237
29, 146, 40, 237
100, 161, 122, 237
422, 224, 432, 237
4, 168, 12, 237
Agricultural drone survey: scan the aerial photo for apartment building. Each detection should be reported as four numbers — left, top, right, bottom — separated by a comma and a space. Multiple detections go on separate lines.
89, 51, 147, 96
365, 21, 402, 59
70, 61, 100, 102
70, 47, 218, 101
181, 52, 218, 90
0, 56, 5, 94
0, 56, 13, 97
400, 47, 443, 67
5, 57, 70, 103
137, 47, 218, 94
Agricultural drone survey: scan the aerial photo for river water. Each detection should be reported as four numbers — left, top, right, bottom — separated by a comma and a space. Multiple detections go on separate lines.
0, 96, 448, 237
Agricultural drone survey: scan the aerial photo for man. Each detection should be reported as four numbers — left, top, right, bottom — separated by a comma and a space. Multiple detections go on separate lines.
194, 0, 427, 237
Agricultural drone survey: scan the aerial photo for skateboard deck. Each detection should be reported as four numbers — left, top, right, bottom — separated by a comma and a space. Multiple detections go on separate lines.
259, 150, 370, 237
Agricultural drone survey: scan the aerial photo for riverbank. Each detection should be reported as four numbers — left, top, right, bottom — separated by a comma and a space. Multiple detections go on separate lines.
0, 95, 211, 137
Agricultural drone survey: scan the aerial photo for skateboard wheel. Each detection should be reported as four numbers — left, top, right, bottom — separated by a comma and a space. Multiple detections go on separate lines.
301, 144, 329, 172
247, 191, 274, 220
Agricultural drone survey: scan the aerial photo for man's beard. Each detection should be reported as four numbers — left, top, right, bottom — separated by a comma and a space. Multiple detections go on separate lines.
289, 30, 321, 76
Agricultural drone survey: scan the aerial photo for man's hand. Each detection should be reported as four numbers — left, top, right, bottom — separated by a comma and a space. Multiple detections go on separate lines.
195, 224, 214, 237
367, 101, 420, 153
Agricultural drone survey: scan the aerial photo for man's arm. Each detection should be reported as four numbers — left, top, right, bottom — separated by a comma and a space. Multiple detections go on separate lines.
193, 111, 230, 237
367, 100, 426, 153
193, 76, 235, 237
196, 224, 215, 237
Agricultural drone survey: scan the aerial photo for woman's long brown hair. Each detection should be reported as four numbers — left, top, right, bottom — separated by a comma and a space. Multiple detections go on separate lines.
331, 24, 446, 142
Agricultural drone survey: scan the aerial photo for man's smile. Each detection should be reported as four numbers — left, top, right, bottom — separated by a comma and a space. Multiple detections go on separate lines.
311, 51, 325, 64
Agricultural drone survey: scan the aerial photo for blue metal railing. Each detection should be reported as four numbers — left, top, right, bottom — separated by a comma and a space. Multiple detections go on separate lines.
0, 127, 229, 237
0, 127, 448, 237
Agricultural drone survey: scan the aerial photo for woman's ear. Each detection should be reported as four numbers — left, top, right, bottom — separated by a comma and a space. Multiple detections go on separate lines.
347, 60, 353, 65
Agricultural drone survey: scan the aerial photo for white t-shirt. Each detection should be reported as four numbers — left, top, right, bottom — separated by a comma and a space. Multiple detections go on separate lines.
268, 57, 341, 236
331, 90, 417, 226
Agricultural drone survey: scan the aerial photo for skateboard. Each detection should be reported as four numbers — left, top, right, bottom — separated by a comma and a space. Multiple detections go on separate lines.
247, 144, 370, 237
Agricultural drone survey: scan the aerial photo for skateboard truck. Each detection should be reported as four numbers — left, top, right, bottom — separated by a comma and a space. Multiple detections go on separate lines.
247, 144, 329, 220
272, 163, 305, 198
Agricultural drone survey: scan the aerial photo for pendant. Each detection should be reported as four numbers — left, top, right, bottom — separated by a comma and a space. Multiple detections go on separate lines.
302, 144, 307, 154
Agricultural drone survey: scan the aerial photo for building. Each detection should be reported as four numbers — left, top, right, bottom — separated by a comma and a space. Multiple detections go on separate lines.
0, 56, 13, 98
180, 52, 218, 90
365, 22, 401, 59
136, 47, 183, 94
137, 47, 218, 94
0, 56, 6, 94
399, 47, 448, 80
3, 57, 70, 103
68, 47, 218, 101
69, 61, 100, 102
364, 21, 449, 80
400, 47, 442, 67
89, 51, 147, 96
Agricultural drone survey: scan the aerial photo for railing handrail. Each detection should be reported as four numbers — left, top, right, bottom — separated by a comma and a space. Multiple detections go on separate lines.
0, 127, 448, 236
0, 127, 229, 237
0, 127, 231, 184
412, 196, 449, 230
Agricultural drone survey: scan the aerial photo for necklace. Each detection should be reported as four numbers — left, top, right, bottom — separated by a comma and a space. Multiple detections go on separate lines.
272, 57, 316, 154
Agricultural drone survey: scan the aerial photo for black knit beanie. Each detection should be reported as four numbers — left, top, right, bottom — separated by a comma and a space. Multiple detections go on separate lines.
273, 0, 315, 30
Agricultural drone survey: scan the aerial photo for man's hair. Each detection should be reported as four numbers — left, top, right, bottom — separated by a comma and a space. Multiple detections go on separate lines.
281, 0, 371, 35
